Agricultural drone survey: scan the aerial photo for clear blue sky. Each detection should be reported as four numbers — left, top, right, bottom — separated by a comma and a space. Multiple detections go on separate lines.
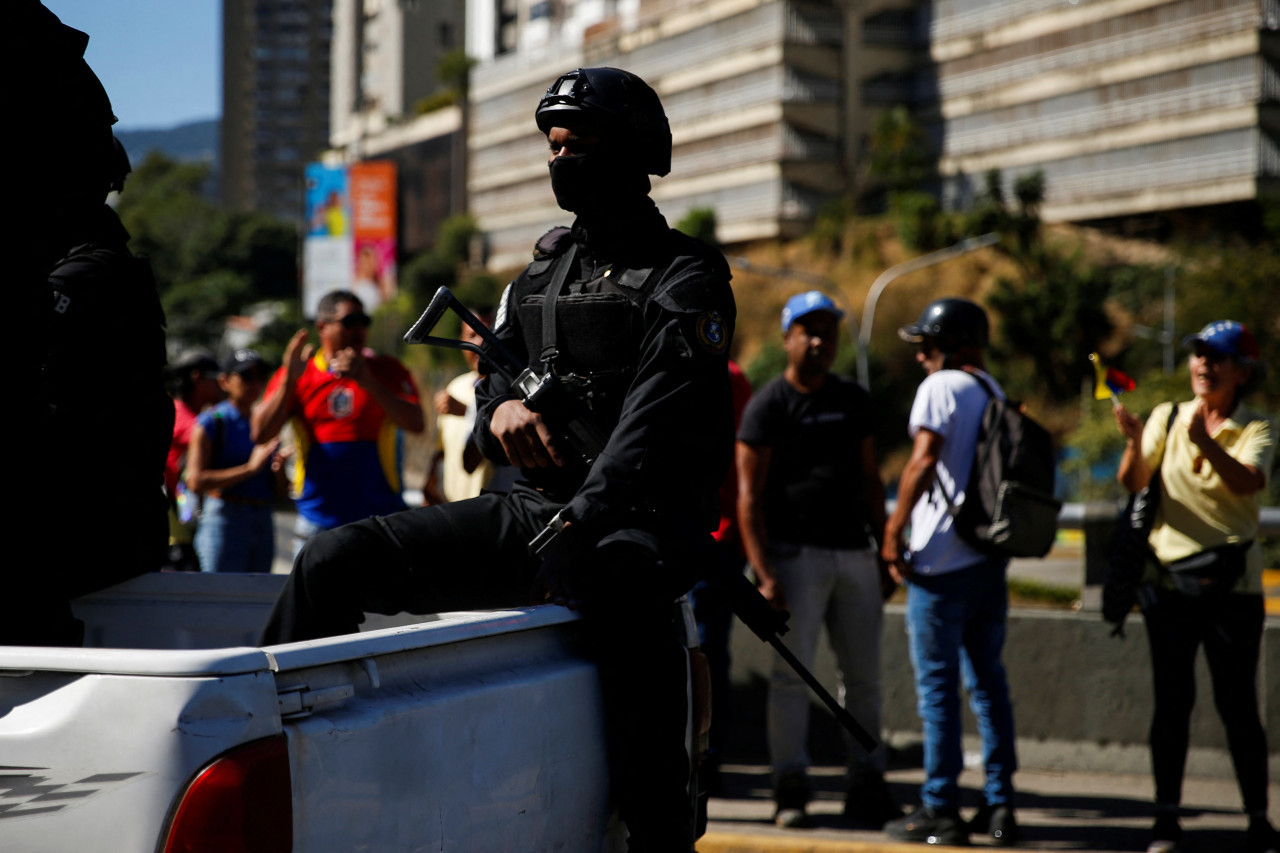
43, 0, 220, 130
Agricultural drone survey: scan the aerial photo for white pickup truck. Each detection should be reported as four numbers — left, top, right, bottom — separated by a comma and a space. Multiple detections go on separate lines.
0, 572, 707, 852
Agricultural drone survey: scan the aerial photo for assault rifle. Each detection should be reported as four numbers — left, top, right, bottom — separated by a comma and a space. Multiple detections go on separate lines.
405, 286, 878, 752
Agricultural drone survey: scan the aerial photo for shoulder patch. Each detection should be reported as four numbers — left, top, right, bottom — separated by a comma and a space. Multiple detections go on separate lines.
693, 310, 730, 355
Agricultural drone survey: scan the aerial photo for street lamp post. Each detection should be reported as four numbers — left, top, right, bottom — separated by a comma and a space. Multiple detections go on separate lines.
856, 233, 999, 389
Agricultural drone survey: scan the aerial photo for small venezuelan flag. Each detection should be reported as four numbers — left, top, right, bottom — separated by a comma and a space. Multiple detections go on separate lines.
1090, 352, 1135, 401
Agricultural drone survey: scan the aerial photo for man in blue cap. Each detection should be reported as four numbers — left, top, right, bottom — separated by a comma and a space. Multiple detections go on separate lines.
737, 291, 898, 828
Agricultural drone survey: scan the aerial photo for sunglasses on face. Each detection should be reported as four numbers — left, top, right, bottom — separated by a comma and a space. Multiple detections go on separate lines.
339, 313, 372, 329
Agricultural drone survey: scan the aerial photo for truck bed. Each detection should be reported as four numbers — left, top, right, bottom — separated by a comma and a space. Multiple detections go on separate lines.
1, 573, 628, 852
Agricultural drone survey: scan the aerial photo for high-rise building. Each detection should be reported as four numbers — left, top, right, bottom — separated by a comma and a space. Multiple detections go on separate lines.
221, 0, 334, 223
467, 0, 887, 269
330, 0, 465, 154
926, 0, 1280, 222
326, 0, 467, 256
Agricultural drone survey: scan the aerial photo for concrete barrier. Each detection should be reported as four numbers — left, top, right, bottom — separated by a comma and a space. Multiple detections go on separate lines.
729, 605, 1279, 781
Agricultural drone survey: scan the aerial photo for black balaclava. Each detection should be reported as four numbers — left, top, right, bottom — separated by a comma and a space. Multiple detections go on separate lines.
548, 144, 651, 216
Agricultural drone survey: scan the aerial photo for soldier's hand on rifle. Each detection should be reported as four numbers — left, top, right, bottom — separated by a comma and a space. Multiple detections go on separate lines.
491, 399, 567, 468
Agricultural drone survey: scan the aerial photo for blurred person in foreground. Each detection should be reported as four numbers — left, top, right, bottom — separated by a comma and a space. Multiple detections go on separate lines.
253, 290, 424, 551
689, 357, 753, 795
185, 350, 281, 574
9, 2, 172, 646
1113, 321, 1276, 853
881, 298, 1018, 847
737, 291, 897, 828
259, 67, 735, 851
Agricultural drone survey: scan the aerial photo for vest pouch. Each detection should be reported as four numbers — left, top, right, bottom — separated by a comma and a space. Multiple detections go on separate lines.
518, 291, 637, 414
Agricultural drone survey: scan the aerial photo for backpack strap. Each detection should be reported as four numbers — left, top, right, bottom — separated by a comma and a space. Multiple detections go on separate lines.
934, 369, 997, 518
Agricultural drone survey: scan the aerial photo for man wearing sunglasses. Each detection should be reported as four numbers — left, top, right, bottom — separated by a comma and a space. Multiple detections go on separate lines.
253, 290, 425, 548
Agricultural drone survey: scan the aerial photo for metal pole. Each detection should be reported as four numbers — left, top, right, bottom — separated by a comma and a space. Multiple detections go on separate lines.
856, 232, 999, 389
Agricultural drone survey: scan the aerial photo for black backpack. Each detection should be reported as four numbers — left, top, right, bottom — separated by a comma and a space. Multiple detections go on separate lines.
938, 370, 1062, 559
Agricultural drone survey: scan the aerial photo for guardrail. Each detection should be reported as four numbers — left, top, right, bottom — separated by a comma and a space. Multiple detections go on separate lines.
1058, 501, 1280, 534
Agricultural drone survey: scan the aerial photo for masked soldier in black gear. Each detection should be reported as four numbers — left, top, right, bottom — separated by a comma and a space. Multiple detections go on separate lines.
261, 67, 736, 851
5, 2, 173, 647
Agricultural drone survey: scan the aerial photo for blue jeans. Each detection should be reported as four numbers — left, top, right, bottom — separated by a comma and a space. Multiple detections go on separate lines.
195, 497, 274, 574
905, 557, 1017, 809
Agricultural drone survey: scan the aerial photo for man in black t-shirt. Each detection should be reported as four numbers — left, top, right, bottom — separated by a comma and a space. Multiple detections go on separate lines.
737, 291, 898, 829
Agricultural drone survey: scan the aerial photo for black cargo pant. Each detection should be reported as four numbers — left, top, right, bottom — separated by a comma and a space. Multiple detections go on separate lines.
261, 484, 696, 851
1142, 588, 1269, 815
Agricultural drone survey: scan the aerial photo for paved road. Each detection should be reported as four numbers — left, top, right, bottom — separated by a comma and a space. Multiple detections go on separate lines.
699, 762, 1278, 852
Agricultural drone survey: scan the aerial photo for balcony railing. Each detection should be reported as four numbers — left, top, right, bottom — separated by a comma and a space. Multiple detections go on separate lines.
938, 2, 1259, 101
943, 56, 1270, 156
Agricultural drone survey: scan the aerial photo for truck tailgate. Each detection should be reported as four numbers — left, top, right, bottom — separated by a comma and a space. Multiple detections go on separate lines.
0, 647, 280, 852
268, 607, 625, 852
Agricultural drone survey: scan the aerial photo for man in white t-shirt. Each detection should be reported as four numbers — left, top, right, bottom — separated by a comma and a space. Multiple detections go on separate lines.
881, 298, 1019, 847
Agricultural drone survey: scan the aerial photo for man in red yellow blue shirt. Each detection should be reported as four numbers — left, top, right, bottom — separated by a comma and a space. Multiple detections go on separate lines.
254, 291, 425, 544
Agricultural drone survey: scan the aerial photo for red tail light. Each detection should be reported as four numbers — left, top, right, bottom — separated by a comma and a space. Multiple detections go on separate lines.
162, 735, 292, 853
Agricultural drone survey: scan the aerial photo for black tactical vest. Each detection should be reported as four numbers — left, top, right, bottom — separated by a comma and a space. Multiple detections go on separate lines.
514, 235, 669, 428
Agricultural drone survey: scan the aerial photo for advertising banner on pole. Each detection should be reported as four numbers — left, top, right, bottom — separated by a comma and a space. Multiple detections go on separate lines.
302, 160, 398, 318
303, 163, 353, 319
349, 160, 398, 314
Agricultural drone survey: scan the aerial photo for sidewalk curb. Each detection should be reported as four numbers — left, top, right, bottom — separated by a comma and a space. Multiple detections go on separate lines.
697, 832, 964, 853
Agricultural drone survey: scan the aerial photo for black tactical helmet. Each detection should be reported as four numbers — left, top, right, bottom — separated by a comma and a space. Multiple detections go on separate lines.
535, 67, 672, 177
899, 297, 989, 352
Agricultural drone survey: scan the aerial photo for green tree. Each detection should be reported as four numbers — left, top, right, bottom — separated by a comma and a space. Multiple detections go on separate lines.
675, 207, 719, 248
866, 106, 931, 192
402, 213, 479, 304
1111, 250, 1280, 406
117, 152, 299, 350
418, 49, 477, 113
398, 214, 490, 369
437, 49, 477, 96
972, 170, 1122, 402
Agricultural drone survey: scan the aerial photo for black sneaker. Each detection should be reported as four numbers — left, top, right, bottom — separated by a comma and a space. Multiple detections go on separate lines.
773, 773, 810, 829
968, 803, 1019, 846
885, 805, 970, 846
1146, 812, 1182, 853
1247, 817, 1280, 853
843, 774, 902, 827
